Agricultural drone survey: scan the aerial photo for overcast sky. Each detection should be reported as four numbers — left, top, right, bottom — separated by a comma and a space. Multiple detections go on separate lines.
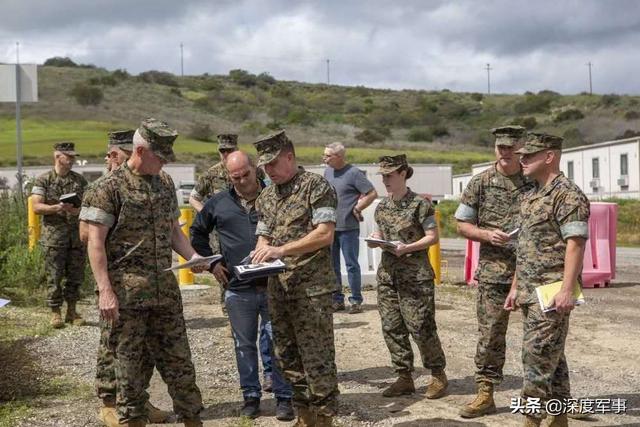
1, 0, 640, 94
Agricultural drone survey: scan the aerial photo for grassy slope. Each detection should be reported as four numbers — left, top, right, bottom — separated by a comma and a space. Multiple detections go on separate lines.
2, 65, 639, 173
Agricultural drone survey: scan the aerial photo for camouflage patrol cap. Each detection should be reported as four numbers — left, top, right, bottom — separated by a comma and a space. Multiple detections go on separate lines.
217, 134, 238, 150
491, 125, 527, 147
515, 133, 563, 155
253, 130, 293, 167
137, 118, 178, 162
54, 141, 78, 156
108, 130, 135, 151
377, 154, 409, 175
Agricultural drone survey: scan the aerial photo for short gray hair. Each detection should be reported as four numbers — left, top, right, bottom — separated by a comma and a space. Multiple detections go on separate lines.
132, 129, 149, 148
325, 142, 345, 156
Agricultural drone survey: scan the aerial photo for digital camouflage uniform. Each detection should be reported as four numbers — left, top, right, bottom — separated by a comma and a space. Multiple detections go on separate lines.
454, 126, 533, 386
31, 157, 88, 308
514, 134, 590, 409
374, 176, 446, 374
254, 131, 339, 416
80, 119, 203, 423
81, 130, 157, 403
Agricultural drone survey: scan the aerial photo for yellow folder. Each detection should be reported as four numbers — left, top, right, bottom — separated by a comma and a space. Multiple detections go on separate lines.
535, 280, 585, 312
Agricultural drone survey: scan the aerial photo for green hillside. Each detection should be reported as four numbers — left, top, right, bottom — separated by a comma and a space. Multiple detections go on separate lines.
1, 61, 640, 173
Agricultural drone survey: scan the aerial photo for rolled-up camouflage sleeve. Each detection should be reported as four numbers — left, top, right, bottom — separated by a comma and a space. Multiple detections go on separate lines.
30, 175, 47, 196
79, 182, 117, 228
310, 177, 337, 225
555, 190, 590, 241
417, 199, 437, 230
255, 192, 273, 237
455, 175, 481, 223
191, 175, 208, 202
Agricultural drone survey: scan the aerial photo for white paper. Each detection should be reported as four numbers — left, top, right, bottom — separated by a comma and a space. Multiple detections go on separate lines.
165, 254, 222, 271
363, 238, 401, 249
0, 298, 10, 308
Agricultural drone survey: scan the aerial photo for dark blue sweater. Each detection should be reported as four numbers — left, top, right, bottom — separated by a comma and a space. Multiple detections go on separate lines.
190, 185, 266, 290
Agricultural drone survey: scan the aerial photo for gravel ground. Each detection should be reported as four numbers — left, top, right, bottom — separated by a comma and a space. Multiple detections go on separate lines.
12, 246, 640, 427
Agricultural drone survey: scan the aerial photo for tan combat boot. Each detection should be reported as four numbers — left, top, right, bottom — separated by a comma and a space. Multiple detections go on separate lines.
425, 370, 448, 399
98, 399, 119, 427
183, 419, 203, 427
547, 413, 568, 427
382, 371, 415, 397
50, 307, 64, 329
523, 415, 542, 427
316, 414, 333, 427
65, 301, 85, 326
459, 381, 497, 418
144, 401, 171, 423
293, 407, 316, 427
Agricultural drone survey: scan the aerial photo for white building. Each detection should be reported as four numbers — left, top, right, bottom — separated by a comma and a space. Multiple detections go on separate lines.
449, 136, 640, 200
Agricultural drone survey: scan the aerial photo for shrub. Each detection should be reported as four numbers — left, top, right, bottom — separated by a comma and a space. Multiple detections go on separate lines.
513, 94, 552, 114
407, 127, 433, 142
169, 87, 182, 97
355, 129, 386, 143
554, 108, 584, 122
431, 124, 450, 137
270, 84, 292, 98
513, 116, 537, 129
470, 92, 484, 102
43, 56, 77, 67
69, 83, 103, 106
256, 72, 276, 85
138, 70, 179, 87
189, 123, 213, 141
344, 99, 364, 114
229, 69, 257, 87
562, 127, 585, 148
624, 111, 640, 120
616, 129, 640, 139
600, 94, 621, 107
287, 108, 315, 126
111, 69, 130, 80
88, 75, 118, 87
538, 89, 560, 97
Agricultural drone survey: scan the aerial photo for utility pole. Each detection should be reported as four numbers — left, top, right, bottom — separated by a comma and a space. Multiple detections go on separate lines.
586, 61, 593, 95
326, 59, 330, 85
485, 63, 492, 95
15, 41, 23, 198
180, 42, 184, 77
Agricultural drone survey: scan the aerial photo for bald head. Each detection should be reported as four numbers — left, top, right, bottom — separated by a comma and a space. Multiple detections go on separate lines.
226, 151, 259, 197
226, 151, 252, 174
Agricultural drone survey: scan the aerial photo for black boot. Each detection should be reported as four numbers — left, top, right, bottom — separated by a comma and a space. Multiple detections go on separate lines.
275, 398, 295, 421
241, 397, 260, 418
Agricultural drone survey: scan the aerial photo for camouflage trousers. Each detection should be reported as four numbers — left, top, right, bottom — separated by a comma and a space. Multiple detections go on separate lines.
109, 306, 203, 422
95, 318, 154, 402
474, 282, 511, 385
43, 245, 85, 308
521, 303, 571, 402
268, 282, 339, 416
377, 279, 446, 373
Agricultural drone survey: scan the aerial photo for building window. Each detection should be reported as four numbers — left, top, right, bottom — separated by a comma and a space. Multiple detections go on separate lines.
567, 161, 574, 181
592, 158, 600, 179
621, 153, 628, 176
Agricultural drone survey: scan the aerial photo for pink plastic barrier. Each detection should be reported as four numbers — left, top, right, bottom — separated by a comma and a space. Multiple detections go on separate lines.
582, 202, 617, 288
464, 202, 617, 288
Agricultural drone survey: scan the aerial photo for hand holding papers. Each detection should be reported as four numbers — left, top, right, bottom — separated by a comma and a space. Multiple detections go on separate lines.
59, 192, 82, 208
364, 237, 402, 250
165, 254, 222, 271
536, 280, 585, 312
234, 259, 287, 280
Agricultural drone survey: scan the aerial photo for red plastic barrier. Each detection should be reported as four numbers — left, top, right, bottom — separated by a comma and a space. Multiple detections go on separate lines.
464, 202, 617, 288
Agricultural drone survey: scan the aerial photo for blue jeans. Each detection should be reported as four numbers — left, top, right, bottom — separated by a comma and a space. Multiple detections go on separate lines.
225, 287, 292, 400
331, 229, 363, 305
259, 321, 272, 378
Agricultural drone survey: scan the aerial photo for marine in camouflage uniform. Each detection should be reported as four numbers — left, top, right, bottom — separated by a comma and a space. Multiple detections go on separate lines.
511, 133, 590, 427
455, 126, 532, 418
31, 142, 87, 327
253, 130, 339, 427
371, 155, 447, 400
81, 131, 170, 426
81, 119, 203, 426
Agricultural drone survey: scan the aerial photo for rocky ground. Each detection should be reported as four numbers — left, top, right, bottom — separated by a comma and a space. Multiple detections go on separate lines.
8, 243, 640, 427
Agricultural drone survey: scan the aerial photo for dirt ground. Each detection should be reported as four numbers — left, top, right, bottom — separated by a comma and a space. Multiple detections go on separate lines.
13, 243, 640, 427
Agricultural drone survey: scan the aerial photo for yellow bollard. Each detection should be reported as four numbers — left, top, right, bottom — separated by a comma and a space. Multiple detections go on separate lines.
178, 207, 195, 285
28, 195, 41, 251
429, 209, 442, 285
